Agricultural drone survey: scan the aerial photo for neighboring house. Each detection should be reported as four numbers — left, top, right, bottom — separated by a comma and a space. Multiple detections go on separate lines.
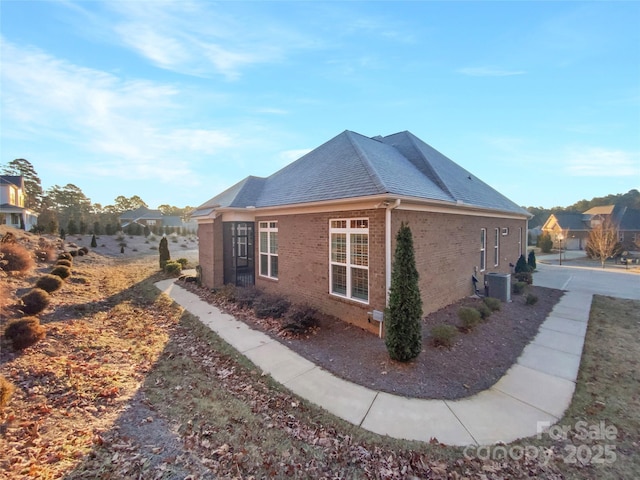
193, 130, 530, 333
119, 206, 196, 233
0, 175, 38, 230
542, 204, 640, 251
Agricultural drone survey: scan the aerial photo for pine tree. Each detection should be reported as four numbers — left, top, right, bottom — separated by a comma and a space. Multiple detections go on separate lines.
385, 222, 423, 362
159, 236, 170, 269
527, 250, 537, 270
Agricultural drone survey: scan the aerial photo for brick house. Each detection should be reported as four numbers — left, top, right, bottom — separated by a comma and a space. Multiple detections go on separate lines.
0, 175, 38, 230
193, 130, 530, 333
542, 205, 640, 251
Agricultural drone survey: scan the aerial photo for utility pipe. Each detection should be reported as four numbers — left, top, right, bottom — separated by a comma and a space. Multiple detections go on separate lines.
385, 199, 401, 305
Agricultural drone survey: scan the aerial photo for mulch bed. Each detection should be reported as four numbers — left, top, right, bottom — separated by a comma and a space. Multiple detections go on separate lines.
184, 283, 564, 400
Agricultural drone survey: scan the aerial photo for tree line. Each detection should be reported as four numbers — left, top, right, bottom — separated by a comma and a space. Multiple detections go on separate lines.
1, 158, 194, 236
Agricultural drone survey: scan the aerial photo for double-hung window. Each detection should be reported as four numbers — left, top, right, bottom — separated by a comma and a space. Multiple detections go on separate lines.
480, 228, 487, 271
259, 221, 278, 279
330, 218, 369, 302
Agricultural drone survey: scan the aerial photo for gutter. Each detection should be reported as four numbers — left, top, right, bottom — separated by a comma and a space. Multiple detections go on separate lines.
385, 198, 401, 305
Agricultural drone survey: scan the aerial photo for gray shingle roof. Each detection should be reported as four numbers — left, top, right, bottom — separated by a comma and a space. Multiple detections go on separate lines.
194, 130, 529, 216
551, 213, 589, 231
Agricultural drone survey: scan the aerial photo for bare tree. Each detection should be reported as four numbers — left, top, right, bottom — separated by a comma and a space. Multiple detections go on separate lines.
586, 218, 623, 268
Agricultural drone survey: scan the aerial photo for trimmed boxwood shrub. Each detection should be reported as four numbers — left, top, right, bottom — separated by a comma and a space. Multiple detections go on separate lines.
0, 242, 35, 273
56, 259, 72, 268
20, 288, 51, 315
512, 281, 528, 295
483, 296, 502, 311
4, 316, 46, 349
58, 252, 73, 262
526, 293, 539, 305
50, 265, 71, 280
164, 261, 182, 275
254, 294, 290, 319
477, 303, 492, 320
458, 306, 481, 331
515, 271, 533, 285
430, 324, 458, 348
176, 258, 189, 268
35, 274, 64, 293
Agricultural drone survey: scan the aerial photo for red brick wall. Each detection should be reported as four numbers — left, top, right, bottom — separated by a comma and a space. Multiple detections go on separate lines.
392, 210, 527, 315
255, 209, 386, 333
197, 219, 224, 288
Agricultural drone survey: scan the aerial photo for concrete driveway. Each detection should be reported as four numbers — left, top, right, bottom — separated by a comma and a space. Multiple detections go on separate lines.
534, 257, 640, 300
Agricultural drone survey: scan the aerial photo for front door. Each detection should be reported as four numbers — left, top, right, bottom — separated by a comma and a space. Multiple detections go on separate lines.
222, 222, 255, 287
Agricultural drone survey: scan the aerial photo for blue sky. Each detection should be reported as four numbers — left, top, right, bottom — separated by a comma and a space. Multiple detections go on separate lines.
1, 1, 638, 210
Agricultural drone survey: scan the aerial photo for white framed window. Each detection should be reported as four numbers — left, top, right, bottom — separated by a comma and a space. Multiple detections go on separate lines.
494, 228, 500, 267
519, 227, 523, 257
329, 218, 369, 303
480, 228, 486, 271
259, 221, 278, 279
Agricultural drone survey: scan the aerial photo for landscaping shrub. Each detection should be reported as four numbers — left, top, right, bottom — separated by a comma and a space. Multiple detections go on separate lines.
515, 254, 530, 273
20, 288, 51, 315
56, 259, 72, 268
254, 294, 290, 319
537, 232, 553, 253
483, 296, 502, 311
4, 316, 46, 349
430, 324, 458, 348
79, 246, 89, 255
159, 236, 170, 269
91, 234, 97, 248
58, 252, 73, 261
176, 258, 189, 268
526, 293, 539, 305
50, 265, 71, 280
69, 250, 78, 257
477, 303, 492, 320
234, 286, 261, 308
527, 250, 537, 270
512, 281, 528, 295
164, 261, 182, 276
35, 274, 64, 293
281, 304, 320, 334
0, 242, 35, 273
0, 375, 16, 409
514, 271, 533, 285
458, 307, 481, 331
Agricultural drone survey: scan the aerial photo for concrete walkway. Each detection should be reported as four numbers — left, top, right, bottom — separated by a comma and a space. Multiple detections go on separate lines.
154, 264, 638, 446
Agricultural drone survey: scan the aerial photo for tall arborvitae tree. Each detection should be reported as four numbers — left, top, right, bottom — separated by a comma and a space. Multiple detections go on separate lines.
91, 234, 97, 248
385, 222, 423, 362
527, 250, 537, 270
515, 254, 528, 273
159, 236, 170, 269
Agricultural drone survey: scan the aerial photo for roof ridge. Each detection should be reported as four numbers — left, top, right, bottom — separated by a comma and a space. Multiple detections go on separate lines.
403, 132, 456, 201
344, 131, 387, 194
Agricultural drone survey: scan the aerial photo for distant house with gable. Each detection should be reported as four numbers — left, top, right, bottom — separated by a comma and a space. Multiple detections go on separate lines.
542, 204, 640, 251
193, 130, 531, 333
119, 206, 196, 234
0, 175, 38, 230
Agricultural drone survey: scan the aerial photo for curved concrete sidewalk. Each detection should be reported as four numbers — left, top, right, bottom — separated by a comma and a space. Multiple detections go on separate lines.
154, 276, 601, 447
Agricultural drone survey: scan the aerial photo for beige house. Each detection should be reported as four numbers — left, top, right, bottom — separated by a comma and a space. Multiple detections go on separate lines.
0, 175, 38, 230
193, 131, 530, 332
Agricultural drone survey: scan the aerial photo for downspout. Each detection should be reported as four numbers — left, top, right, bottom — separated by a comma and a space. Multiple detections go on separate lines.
385, 199, 401, 306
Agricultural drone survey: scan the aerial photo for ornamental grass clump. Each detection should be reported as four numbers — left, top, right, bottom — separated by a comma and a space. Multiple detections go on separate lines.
58, 252, 73, 262
20, 288, 51, 315
430, 324, 458, 348
35, 274, 64, 293
50, 265, 71, 280
0, 242, 35, 274
163, 261, 182, 276
4, 316, 46, 350
458, 306, 481, 332
56, 259, 72, 268
0, 375, 16, 409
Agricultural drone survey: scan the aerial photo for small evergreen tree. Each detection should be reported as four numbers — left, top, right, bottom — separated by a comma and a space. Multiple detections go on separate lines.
60, 228, 66, 240
385, 223, 423, 362
527, 250, 537, 270
515, 254, 528, 273
538, 232, 553, 253
159, 236, 170, 269
91, 234, 97, 248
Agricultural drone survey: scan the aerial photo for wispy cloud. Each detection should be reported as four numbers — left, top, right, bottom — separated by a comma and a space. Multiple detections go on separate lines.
457, 66, 526, 77
564, 147, 640, 177
0, 38, 235, 183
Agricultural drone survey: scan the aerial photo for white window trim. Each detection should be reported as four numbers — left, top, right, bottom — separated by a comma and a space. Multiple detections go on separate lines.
494, 228, 500, 267
519, 227, 523, 257
329, 218, 369, 304
480, 228, 487, 272
259, 221, 278, 279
